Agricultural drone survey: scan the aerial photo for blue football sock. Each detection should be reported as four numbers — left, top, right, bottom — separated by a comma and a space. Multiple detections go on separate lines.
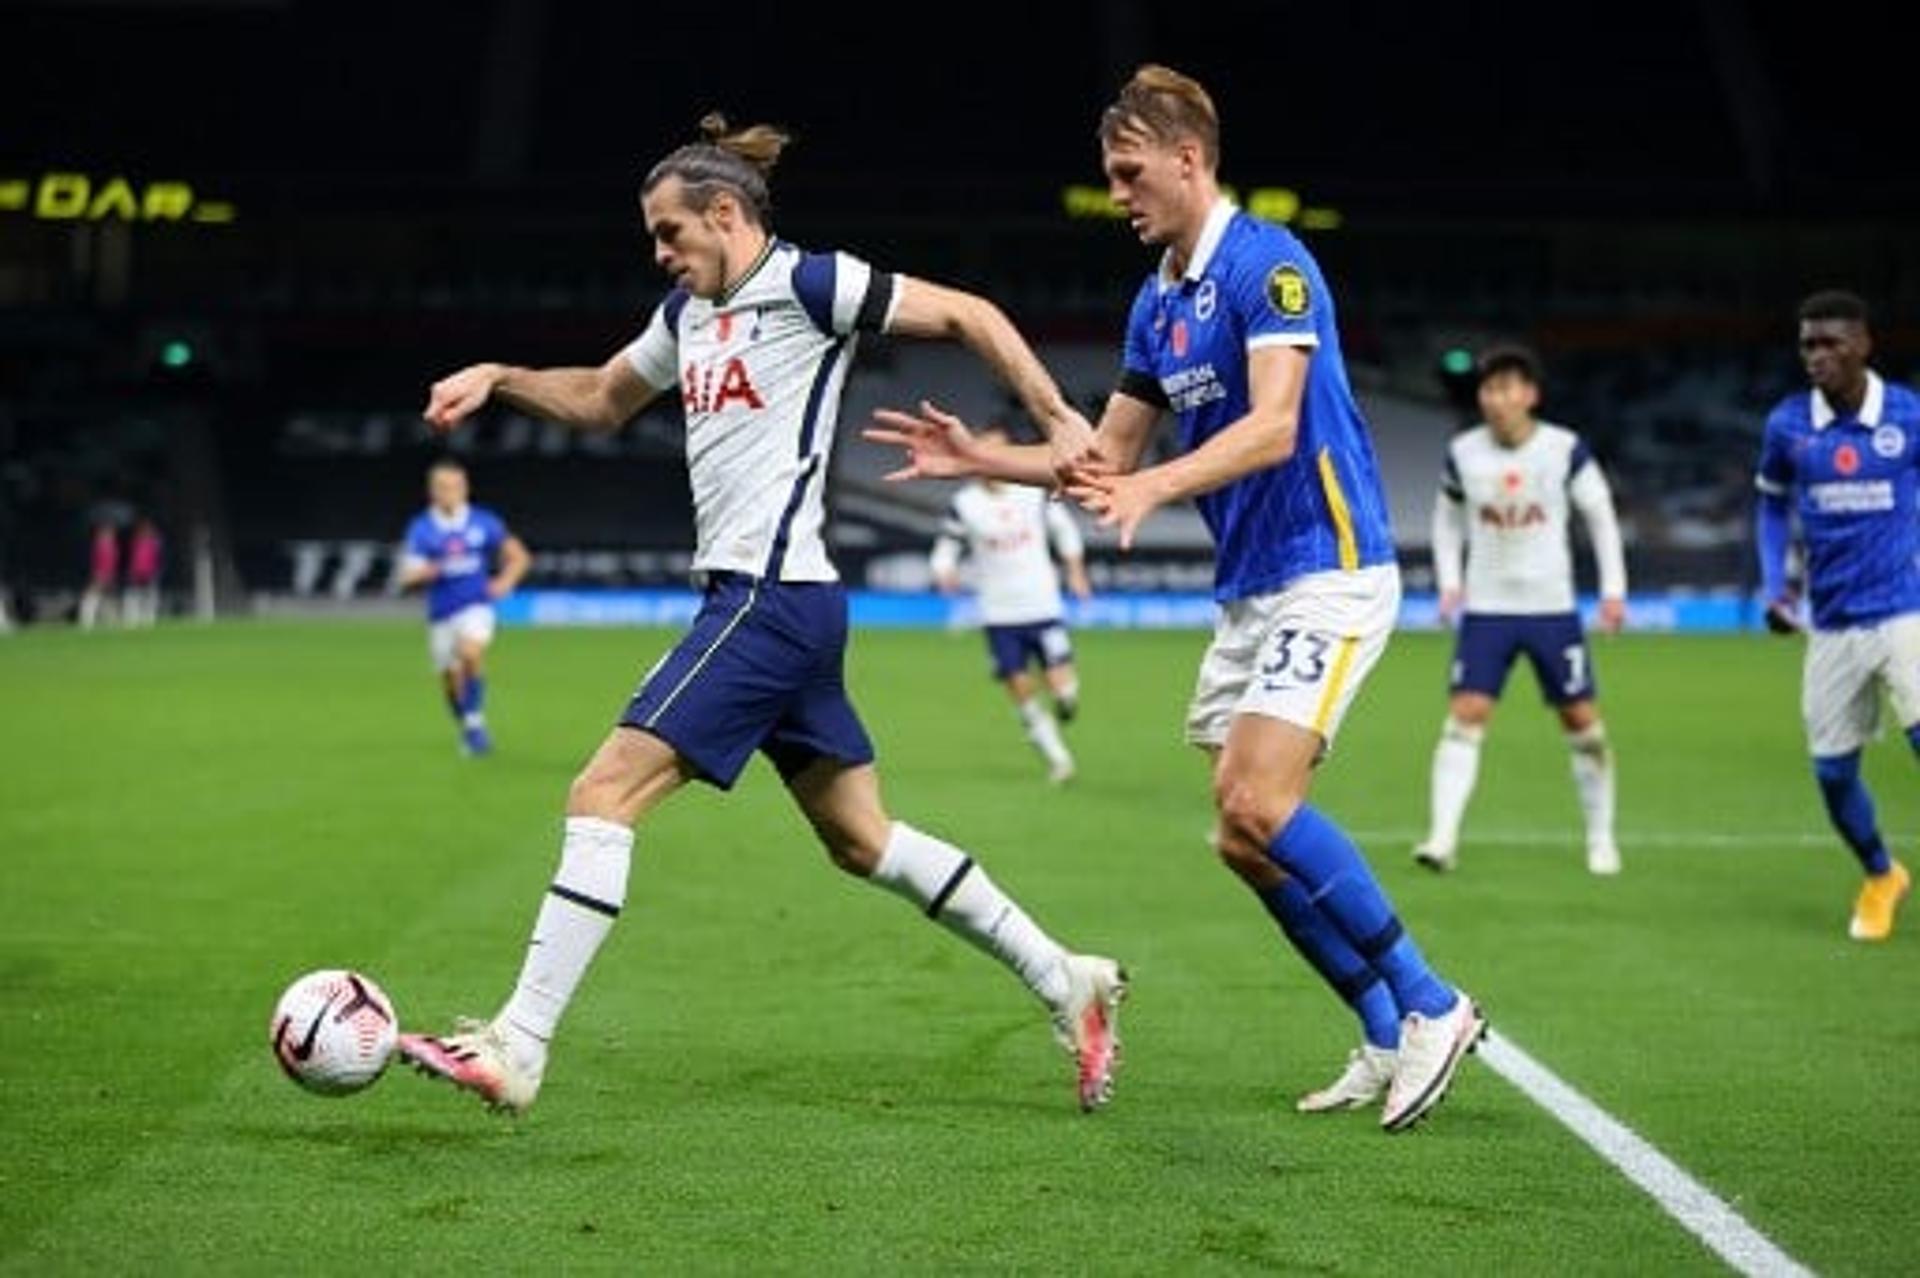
1814, 752, 1891, 876
1269, 806, 1456, 1019
462, 675, 487, 719
1257, 876, 1402, 1049
1906, 723, 1920, 758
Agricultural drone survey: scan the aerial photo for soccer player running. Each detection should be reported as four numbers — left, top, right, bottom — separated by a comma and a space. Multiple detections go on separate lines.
1755, 289, 1920, 941
870, 66, 1482, 1131
398, 116, 1127, 1115
396, 458, 531, 757
930, 425, 1093, 785
1415, 346, 1627, 876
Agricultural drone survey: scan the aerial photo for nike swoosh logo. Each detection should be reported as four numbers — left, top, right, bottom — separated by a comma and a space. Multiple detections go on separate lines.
291, 992, 338, 1061
335, 974, 391, 1024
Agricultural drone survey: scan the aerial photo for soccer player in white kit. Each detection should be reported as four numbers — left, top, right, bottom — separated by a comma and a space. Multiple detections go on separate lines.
1416, 346, 1627, 876
396, 115, 1126, 1116
930, 426, 1093, 784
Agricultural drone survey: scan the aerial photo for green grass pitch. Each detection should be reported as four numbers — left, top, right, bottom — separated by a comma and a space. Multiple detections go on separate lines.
1, 620, 1915, 1273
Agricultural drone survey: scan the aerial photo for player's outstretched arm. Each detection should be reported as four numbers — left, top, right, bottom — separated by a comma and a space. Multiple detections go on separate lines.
884, 277, 1102, 471
1069, 345, 1304, 549
866, 401, 1058, 486
424, 350, 658, 435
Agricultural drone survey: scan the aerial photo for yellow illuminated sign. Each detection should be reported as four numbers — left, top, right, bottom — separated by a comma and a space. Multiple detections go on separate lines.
1061, 183, 1340, 230
0, 173, 236, 224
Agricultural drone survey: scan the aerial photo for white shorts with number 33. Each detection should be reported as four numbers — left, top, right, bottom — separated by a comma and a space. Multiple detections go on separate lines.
1186, 564, 1400, 754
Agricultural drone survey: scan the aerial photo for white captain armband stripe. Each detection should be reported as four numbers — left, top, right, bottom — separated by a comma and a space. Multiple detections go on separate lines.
1754, 475, 1788, 496
1248, 332, 1320, 350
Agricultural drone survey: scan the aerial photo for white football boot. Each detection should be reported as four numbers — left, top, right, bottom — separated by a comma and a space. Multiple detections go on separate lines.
1380, 994, 1485, 1132
1296, 1044, 1398, 1113
398, 1017, 542, 1115
1050, 954, 1127, 1112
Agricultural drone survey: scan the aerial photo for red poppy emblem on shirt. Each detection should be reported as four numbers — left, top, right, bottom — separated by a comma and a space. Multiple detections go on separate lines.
716, 312, 734, 342
1172, 319, 1189, 358
1834, 443, 1861, 476
1502, 470, 1523, 493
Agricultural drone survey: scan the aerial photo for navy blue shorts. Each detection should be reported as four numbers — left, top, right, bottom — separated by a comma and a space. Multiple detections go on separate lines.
1450, 611, 1597, 705
984, 620, 1073, 680
619, 574, 875, 789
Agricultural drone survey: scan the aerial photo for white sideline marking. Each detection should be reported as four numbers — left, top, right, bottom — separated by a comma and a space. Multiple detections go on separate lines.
1478, 1030, 1815, 1278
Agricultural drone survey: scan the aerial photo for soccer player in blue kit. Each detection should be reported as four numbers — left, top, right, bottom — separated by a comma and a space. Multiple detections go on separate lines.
1755, 290, 1920, 941
398, 116, 1126, 1115
397, 458, 531, 756
871, 66, 1483, 1130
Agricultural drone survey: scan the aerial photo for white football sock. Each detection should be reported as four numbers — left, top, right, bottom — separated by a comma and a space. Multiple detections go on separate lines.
1426, 716, 1484, 851
1016, 698, 1072, 772
871, 822, 1071, 1008
1567, 722, 1616, 848
497, 816, 633, 1072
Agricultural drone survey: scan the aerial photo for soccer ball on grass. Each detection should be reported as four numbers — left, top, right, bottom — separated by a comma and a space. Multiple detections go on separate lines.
268, 969, 398, 1096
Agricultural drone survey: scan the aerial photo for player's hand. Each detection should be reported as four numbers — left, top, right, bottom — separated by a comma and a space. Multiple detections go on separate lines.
1066, 467, 1168, 551
424, 363, 505, 433
865, 401, 987, 481
1437, 589, 1463, 626
486, 577, 511, 600
1046, 409, 1109, 487
1764, 596, 1803, 635
1597, 596, 1626, 634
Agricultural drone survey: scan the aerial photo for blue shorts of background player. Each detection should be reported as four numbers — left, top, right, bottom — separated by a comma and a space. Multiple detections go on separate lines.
985, 620, 1074, 684
1450, 612, 1596, 705
1417, 607, 1620, 877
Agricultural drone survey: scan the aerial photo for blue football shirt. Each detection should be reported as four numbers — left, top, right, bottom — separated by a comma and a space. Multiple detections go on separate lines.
403, 505, 510, 621
1119, 199, 1395, 602
1756, 371, 1920, 630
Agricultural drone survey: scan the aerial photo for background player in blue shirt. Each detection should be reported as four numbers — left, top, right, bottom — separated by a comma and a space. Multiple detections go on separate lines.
872, 65, 1481, 1131
1755, 290, 1920, 940
398, 458, 530, 756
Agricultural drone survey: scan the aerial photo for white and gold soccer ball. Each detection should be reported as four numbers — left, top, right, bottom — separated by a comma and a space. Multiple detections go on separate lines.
268, 969, 398, 1096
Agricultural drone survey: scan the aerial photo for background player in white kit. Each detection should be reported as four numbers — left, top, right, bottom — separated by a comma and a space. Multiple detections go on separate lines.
1416, 346, 1627, 876
397, 115, 1126, 1116
930, 424, 1093, 784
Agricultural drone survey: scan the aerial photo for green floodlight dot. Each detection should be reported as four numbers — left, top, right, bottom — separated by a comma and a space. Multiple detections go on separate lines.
160, 340, 194, 369
1440, 348, 1474, 376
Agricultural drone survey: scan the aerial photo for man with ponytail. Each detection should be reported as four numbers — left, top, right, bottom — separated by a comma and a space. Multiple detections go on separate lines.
399, 115, 1126, 1116
870, 67, 1483, 1132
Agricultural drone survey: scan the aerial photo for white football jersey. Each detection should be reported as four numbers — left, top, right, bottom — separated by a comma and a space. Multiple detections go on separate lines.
624, 241, 899, 581
1432, 420, 1627, 615
931, 482, 1085, 625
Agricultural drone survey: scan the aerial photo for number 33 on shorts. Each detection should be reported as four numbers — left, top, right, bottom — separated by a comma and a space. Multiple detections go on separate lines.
1260, 627, 1335, 690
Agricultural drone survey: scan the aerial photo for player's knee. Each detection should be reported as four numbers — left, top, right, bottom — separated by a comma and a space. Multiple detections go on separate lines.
811, 817, 883, 877
565, 764, 626, 822
1213, 777, 1299, 865
1564, 719, 1606, 756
